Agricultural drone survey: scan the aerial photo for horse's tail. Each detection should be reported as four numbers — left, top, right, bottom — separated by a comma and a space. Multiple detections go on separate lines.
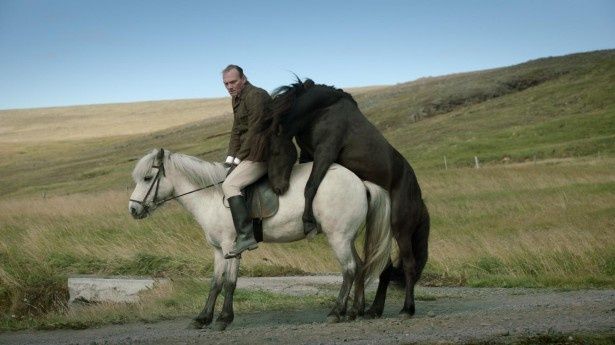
362, 181, 393, 285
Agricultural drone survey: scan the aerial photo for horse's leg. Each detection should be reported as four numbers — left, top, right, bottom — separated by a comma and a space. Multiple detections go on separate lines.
364, 260, 393, 319
397, 201, 430, 319
348, 245, 365, 320
303, 144, 341, 236
390, 184, 422, 319
192, 249, 225, 328
298, 147, 313, 163
214, 256, 240, 331
325, 232, 357, 323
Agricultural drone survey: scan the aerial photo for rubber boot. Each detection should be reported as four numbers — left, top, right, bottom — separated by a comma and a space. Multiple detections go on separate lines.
225, 195, 258, 259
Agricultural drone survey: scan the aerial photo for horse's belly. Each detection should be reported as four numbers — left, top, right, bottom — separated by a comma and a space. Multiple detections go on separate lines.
261, 218, 305, 243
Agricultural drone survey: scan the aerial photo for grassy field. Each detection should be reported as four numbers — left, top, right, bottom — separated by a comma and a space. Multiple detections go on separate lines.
0, 98, 231, 143
0, 50, 614, 330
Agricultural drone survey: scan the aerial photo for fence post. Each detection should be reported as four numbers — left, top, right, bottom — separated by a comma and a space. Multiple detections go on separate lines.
444, 156, 448, 170
474, 156, 480, 169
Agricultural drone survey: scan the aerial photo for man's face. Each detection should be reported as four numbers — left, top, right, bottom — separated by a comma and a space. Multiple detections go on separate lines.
223, 69, 246, 97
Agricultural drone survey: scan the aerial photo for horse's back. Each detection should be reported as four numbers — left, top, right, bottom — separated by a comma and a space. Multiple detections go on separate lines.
262, 162, 368, 242
294, 162, 368, 228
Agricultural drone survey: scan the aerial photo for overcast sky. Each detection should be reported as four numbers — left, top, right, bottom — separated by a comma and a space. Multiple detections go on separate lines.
1, 0, 614, 109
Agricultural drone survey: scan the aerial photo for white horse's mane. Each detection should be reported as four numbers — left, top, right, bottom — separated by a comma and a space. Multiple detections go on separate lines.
169, 152, 227, 190
133, 149, 227, 193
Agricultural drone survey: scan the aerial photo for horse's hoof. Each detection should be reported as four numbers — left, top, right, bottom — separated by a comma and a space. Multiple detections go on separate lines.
190, 319, 207, 329
303, 221, 318, 239
327, 315, 341, 323
363, 310, 381, 320
348, 309, 362, 321
304, 225, 318, 241
398, 312, 413, 320
399, 305, 415, 320
213, 321, 229, 331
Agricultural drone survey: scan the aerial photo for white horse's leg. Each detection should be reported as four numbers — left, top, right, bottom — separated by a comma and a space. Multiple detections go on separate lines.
325, 230, 358, 323
214, 256, 240, 331
192, 248, 225, 329
349, 245, 366, 320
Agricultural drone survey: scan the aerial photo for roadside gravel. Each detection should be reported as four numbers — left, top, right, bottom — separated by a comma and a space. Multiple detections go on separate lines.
1, 275, 613, 345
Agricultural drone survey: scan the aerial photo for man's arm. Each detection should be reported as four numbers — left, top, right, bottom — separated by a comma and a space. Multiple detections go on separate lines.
236, 90, 271, 159
227, 113, 241, 160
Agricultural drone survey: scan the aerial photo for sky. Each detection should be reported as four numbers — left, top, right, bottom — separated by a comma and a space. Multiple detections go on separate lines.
0, 0, 614, 110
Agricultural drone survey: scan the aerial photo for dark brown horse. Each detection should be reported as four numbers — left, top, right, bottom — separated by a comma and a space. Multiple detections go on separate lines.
268, 79, 430, 319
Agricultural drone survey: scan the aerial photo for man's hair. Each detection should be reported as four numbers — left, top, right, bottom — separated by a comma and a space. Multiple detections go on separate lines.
222, 64, 244, 78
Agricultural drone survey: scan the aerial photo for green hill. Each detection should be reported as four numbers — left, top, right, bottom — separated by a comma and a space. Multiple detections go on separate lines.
357, 49, 615, 168
1, 50, 613, 197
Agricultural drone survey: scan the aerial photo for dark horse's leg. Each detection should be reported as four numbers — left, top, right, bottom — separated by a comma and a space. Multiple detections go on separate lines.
302, 139, 343, 236
389, 177, 430, 318
364, 260, 393, 318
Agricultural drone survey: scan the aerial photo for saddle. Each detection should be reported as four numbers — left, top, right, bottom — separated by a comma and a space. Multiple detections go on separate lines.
238, 176, 279, 242
244, 176, 279, 220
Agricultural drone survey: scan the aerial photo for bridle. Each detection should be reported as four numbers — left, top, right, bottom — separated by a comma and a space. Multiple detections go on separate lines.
129, 161, 166, 213
129, 155, 223, 213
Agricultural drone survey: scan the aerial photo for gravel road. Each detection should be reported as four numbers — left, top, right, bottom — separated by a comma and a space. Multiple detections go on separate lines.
1, 276, 613, 345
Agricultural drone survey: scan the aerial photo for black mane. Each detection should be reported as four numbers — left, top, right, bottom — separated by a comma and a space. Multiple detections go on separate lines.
271, 78, 357, 136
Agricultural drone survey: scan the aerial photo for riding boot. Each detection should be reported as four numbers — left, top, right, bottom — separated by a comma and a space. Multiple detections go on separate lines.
225, 195, 259, 259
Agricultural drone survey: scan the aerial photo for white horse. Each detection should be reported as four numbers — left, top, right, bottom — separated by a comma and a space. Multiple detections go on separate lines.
128, 149, 392, 330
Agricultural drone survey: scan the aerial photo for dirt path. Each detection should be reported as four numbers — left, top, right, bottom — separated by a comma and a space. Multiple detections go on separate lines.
1, 276, 613, 345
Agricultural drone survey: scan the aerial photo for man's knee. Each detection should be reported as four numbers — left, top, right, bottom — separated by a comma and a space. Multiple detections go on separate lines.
222, 180, 241, 198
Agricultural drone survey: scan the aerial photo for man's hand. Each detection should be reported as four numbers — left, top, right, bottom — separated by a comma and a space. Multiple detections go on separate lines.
224, 156, 234, 168
224, 156, 241, 176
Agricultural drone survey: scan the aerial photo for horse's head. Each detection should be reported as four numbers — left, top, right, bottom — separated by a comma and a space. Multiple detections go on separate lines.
129, 148, 174, 219
271, 78, 313, 132
268, 134, 297, 194
271, 78, 352, 137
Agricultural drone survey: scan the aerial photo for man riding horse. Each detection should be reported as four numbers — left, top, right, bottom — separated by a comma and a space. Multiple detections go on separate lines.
220, 65, 273, 259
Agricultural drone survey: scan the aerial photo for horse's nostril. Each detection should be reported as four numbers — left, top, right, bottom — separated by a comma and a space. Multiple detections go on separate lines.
130, 207, 137, 215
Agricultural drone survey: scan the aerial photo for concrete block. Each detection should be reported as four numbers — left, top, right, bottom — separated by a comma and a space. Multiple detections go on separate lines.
68, 276, 169, 304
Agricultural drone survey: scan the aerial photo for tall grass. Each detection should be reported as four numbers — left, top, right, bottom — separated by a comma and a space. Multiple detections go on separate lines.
422, 158, 614, 287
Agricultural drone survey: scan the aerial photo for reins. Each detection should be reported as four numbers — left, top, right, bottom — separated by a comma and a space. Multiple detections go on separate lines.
153, 180, 222, 206
130, 158, 224, 209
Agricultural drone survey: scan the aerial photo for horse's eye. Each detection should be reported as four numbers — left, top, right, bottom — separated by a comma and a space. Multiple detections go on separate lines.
144, 176, 153, 182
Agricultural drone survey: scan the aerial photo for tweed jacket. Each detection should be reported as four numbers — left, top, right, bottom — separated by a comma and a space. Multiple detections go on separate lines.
227, 82, 273, 162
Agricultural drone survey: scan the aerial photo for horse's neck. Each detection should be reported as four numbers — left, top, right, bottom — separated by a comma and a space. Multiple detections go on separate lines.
170, 170, 227, 235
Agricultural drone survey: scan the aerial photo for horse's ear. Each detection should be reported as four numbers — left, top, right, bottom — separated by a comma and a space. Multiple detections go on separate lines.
156, 148, 166, 175
304, 79, 315, 89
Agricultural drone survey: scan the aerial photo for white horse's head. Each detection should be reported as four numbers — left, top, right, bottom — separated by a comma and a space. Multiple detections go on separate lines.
128, 149, 174, 219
